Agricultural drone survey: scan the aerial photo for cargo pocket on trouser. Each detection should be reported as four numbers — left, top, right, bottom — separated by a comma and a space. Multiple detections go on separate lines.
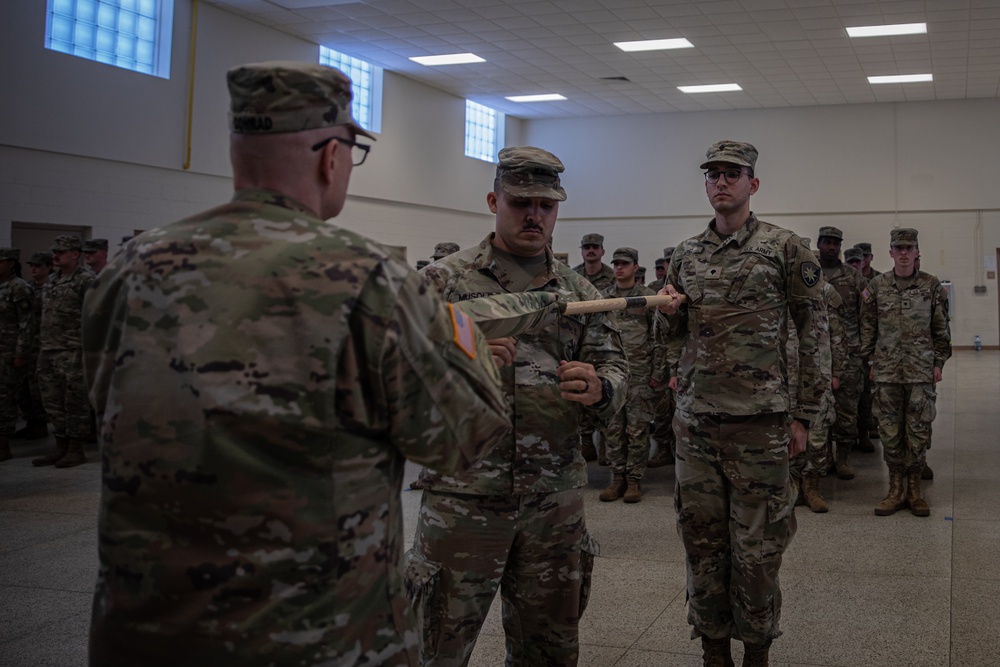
577, 534, 600, 617
403, 549, 444, 658
919, 385, 937, 422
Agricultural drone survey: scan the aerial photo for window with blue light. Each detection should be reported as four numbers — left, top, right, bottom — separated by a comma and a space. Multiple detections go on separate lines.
319, 46, 383, 135
465, 100, 504, 163
45, 0, 174, 78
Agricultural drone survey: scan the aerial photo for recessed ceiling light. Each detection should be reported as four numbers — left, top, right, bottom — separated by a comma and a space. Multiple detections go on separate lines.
409, 53, 485, 66
614, 38, 694, 52
847, 23, 927, 38
868, 73, 933, 84
505, 94, 567, 102
678, 83, 742, 94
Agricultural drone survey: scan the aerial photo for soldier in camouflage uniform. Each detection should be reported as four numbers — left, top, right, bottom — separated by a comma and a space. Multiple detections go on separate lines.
0, 248, 35, 462
658, 141, 827, 667
861, 228, 951, 518
83, 61, 511, 667
648, 246, 677, 468
816, 227, 868, 480
432, 241, 460, 261
844, 246, 864, 272
407, 147, 629, 666
83, 238, 109, 274
851, 244, 878, 452
13, 251, 51, 440
32, 235, 94, 468
854, 241, 881, 281
647, 256, 667, 291
598, 247, 664, 503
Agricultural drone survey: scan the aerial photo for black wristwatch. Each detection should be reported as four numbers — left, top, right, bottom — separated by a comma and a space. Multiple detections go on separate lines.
592, 377, 613, 409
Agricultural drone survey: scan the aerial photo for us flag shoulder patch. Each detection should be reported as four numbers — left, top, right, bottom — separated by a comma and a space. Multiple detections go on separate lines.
448, 303, 477, 360
861, 287, 872, 302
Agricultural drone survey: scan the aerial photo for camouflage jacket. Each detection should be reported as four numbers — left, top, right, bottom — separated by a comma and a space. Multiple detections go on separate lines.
601, 282, 665, 386
664, 214, 828, 423
572, 261, 615, 291
421, 233, 629, 495
40, 264, 93, 351
83, 189, 510, 666
647, 278, 666, 292
821, 261, 867, 353
860, 270, 952, 383
862, 267, 882, 280
789, 281, 841, 428
0, 275, 34, 359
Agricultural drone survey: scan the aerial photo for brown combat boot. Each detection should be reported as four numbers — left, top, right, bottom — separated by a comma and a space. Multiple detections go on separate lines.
647, 444, 675, 468
921, 464, 934, 480
599, 474, 627, 502
0, 437, 11, 463
623, 478, 642, 503
32, 436, 68, 467
906, 469, 930, 517
834, 443, 855, 480
802, 475, 829, 513
700, 636, 734, 667
875, 468, 907, 516
580, 432, 598, 462
54, 439, 87, 468
856, 428, 876, 453
742, 641, 770, 667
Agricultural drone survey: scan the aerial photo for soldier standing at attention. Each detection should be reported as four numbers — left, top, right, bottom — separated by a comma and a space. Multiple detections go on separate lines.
12, 252, 51, 441
647, 256, 667, 291
32, 235, 93, 468
0, 248, 35, 462
83, 238, 109, 273
852, 241, 880, 452
816, 227, 868, 480
658, 140, 826, 667
599, 247, 664, 503
648, 246, 677, 468
861, 228, 951, 517
408, 147, 628, 666
83, 61, 511, 667
431, 241, 460, 261
854, 242, 881, 280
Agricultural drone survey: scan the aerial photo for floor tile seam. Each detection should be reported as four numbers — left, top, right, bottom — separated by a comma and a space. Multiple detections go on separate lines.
0, 582, 95, 595
0, 608, 90, 647
0, 525, 99, 556
779, 565, 955, 581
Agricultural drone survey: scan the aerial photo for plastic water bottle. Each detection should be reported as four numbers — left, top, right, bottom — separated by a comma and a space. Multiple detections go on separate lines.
974, 335, 982, 351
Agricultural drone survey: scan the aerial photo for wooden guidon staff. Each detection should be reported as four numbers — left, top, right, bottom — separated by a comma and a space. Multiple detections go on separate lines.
560, 293, 683, 315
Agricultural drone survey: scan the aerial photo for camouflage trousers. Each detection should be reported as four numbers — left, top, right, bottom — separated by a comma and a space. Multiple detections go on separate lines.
0, 354, 26, 436
790, 424, 830, 478
37, 348, 91, 439
651, 386, 675, 449
673, 410, 795, 645
830, 356, 863, 451
405, 489, 598, 667
859, 367, 876, 432
873, 382, 936, 471
606, 384, 653, 479
16, 353, 46, 423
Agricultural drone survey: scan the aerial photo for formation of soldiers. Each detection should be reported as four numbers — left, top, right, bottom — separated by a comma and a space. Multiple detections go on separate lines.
0, 60, 955, 667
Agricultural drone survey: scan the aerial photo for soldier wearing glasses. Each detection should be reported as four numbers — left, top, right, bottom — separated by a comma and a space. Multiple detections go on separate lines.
658, 140, 826, 667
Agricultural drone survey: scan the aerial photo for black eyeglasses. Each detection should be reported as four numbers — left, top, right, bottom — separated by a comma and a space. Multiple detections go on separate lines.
704, 168, 747, 184
311, 135, 371, 166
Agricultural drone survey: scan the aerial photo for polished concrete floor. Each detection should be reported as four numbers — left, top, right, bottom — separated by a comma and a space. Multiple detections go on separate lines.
1, 350, 997, 667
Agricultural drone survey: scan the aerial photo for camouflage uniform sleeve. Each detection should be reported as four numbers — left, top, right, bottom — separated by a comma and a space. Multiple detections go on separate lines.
860, 279, 878, 362
931, 280, 953, 371
786, 237, 827, 424
82, 274, 127, 417
648, 304, 667, 384
12, 281, 34, 360
826, 287, 847, 377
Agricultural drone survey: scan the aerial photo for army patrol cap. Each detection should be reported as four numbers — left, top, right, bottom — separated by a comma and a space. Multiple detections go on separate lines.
580, 233, 604, 247
27, 251, 53, 266
495, 146, 567, 202
432, 242, 460, 260
890, 228, 919, 247
0, 247, 19, 261
611, 247, 639, 264
654, 257, 665, 267
83, 238, 109, 253
227, 61, 376, 139
50, 235, 83, 252
817, 226, 844, 241
700, 140, 758, 170
854, 242, 874, 255
844, 247, 864, 262
553, 252, 570, 265
663, 246, 675, 259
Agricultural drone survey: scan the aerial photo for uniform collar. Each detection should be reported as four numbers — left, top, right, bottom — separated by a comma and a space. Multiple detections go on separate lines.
705, 212, 758, 248
472, 233, 559, 291
232, 189, 318, 216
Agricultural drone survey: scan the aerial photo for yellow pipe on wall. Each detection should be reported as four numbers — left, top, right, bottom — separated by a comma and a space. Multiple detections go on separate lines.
183, 0, 199, 170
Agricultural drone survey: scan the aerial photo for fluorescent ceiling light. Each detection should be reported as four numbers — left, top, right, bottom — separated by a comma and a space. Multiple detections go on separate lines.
505, 94, 567, 102
409, 53, 485, 66
614, 38, 694, 52
868, 73, 933, 84
678, 83, 742, 94
847, 23, 927, 38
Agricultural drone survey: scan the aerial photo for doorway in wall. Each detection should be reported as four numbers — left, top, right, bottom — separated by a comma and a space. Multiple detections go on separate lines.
11, 222, 90, 271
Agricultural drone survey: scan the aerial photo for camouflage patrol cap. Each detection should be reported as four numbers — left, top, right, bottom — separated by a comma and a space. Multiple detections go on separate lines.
580, 233, 604, 247
700, 140, 758, 170
854, 242, 874, 255
432, 242, 460, 260
611, 247, 639, 264
415, 259, 430, 270
227, 61, 376, 139
844, 247, 864, 262
654, 257, 666, 267
495, 146, 567, 201
817, 226, 843, 240
663, 246, 675, 259
0, 247, 19, 261
553, 252, 570, 265
83, 238, 109, 253
890, 227, 918, 247
27, 251, 53, 266
50, 234, 82, 252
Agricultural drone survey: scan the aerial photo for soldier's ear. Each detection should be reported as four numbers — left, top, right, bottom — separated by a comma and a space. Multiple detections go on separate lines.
748, 176, 760, 195
486, 191, 499, 214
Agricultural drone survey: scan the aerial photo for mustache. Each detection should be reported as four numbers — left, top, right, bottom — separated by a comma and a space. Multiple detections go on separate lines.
522, 223, 544, 233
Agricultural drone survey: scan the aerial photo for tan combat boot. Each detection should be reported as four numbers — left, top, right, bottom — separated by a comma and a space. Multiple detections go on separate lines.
32, 436, 68, 467
874, 468, 907, 516
623, 478, 642, 503
906, 469, 930, 517
0, 437, 11, 462
742, 642, 770, 667
802, 475, 829, 513
54, 439, 87, 468
834, 443, 855, 480
599, 474, 627, 502
580, 432, 598, 462
700, 636, 734, 667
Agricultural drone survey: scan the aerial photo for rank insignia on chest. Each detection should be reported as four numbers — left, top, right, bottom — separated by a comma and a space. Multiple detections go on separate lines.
800, 261, 820, 288
902, 299, 911, 309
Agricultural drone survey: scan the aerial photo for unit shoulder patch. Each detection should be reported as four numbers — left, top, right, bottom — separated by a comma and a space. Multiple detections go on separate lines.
800, 261, 820, 288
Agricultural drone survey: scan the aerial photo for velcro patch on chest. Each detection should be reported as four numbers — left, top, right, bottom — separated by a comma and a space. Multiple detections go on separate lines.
448, 303, 477, 360
745, 245, 776, 258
